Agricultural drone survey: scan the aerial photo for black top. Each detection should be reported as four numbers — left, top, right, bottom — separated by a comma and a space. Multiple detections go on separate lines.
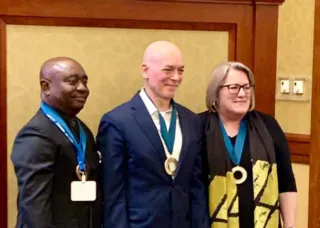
200, 110, 297, 228
54, 108, 80, 141
230, 135, 254, 228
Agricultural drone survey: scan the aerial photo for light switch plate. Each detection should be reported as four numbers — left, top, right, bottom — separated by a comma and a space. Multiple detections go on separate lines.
293, 80, 304, 94
280, 79, 290, 93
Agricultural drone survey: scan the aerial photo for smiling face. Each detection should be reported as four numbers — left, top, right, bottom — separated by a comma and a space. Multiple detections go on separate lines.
218, 68, 252, 119
41, 58, 89, 116
142, 41, 184, 101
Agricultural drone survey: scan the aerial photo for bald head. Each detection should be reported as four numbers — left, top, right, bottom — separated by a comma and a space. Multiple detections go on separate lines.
40, 57, 83, 80
142, 40, 183, 66
40, 57, 89, 116
141, 41, 184, 102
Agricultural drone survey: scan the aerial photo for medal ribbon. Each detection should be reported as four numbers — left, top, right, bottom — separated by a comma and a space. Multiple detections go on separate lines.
40, 101, 87, 171
219, 118, 247, 165
158, 102, 177, 154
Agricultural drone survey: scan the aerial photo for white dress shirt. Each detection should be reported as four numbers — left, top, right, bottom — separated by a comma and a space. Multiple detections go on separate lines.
139, 89, 183, 163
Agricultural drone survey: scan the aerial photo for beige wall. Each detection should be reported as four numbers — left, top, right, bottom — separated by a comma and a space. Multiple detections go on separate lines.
292, 164, 309, 227
6, 25, 228, 227
276, 0, 315, 135
276, 0, 315, 227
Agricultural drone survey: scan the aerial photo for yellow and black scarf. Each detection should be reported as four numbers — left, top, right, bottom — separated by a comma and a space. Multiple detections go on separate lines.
205, 111, 279, 228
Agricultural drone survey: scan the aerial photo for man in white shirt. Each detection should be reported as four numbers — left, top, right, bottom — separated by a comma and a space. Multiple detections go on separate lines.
97, 40, 209, 228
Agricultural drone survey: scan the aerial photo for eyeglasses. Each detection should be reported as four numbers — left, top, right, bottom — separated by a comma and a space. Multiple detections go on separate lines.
220, 84, 254, 94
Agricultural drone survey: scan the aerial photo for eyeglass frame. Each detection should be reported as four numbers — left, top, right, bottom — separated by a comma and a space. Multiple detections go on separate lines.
220, 83, 255, 94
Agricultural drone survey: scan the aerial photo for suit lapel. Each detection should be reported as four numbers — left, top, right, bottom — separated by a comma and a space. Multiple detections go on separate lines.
174, 104, 189, 177
130, 93, 167, 164
39, 110, 79, 166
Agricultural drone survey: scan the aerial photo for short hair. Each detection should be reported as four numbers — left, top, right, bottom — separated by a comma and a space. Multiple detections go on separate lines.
205, 61, 255, 112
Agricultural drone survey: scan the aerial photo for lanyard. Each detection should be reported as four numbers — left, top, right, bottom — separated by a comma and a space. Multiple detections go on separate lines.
219, 118, 247, 165
158, 102, 177, 154
40, 102, 87, 171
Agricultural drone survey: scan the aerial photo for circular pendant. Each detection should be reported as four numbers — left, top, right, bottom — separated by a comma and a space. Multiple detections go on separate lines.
232, 166, 247, 185
164, 157, 178, 176
76, 165, 88, 181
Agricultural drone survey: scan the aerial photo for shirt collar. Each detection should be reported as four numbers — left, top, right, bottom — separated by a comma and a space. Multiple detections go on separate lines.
139, 88, 173, 116
41, 103, 78, 127
139, 88, 158, 116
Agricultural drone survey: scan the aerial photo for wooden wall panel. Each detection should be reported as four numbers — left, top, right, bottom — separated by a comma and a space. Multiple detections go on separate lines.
253, 5, 279, 115
0, 1, 250, 21
0, 18, 7, 228
286, 133, 310, 164
139, 0, 285, 4
0, 0, 285, 227
309, 0, 320, 226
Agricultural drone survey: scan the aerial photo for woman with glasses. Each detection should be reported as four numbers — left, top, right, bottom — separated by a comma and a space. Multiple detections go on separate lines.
200, 62, 297, 228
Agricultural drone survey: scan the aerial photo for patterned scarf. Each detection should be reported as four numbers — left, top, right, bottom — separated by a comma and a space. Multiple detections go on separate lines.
205, 111, 280, 228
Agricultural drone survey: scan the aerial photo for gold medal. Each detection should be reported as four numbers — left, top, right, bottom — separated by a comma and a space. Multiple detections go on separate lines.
232, 166, 247, 184
164, 157, 178, 176
76, 165, 88, 181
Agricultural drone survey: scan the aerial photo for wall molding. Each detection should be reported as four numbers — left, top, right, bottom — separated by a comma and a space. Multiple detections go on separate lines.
286, 133, 310, 164
138, 0, 285, 5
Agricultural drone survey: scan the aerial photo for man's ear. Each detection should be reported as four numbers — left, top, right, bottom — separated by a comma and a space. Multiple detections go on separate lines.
141, 63, 149, 79
40, 79, 51, 96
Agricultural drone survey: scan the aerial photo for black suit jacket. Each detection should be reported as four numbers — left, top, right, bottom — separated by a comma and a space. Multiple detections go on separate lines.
11, 109, 101, 228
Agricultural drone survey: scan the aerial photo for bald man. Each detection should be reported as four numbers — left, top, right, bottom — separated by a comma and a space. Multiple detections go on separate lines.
97, 41, 209, 228
11, 57, 101, 228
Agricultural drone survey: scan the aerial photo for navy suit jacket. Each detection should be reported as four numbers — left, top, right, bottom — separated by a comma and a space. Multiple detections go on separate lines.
97, 93, 209, 228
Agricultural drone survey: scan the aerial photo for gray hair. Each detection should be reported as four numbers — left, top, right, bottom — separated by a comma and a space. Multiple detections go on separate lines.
206, 61, 255, 112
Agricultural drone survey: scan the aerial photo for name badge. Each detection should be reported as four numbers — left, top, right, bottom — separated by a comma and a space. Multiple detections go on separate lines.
71, 179, 97, 201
